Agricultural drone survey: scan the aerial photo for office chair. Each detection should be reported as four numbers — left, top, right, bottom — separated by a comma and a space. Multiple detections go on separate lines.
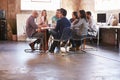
24, 33, 44, 54
80, 30, 98, 52
49, 27, 72, 55
70, 29, 98, 53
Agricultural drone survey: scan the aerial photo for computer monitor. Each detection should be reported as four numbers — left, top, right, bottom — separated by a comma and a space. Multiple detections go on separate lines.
97, 13, 106, 23
0, 10, 5, 19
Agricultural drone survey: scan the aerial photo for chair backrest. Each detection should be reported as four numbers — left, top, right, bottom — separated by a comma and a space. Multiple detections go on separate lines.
60, 27, 72, 41
88, 24, 99, 37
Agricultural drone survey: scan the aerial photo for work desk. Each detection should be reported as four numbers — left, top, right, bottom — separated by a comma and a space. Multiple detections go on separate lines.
97, 26, 120, 51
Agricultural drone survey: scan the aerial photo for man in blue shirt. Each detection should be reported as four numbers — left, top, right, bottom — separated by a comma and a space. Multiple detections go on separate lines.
49, 8, 71, 53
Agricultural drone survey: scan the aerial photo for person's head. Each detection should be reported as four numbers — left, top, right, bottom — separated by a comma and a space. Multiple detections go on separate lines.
41, 10, 47, 17
86, 11, 92, 19
56, 9, 60, 18
58, 8, 67, 18
32, 10, 38, 18
72, 11, 78, 19
79, 10, 87, 21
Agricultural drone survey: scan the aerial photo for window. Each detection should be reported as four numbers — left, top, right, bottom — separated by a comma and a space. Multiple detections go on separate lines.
21, 0, 61, 10
31, 0, 51, 2
95, 0, 120, 11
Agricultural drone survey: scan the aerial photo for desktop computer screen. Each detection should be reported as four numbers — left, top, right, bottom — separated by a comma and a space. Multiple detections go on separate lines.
97, 13, 106, 23
119, 13, 120, 23
0, 10, 5, 19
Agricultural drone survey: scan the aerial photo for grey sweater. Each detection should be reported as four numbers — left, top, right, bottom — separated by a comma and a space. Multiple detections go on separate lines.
26, 15, 38, 37
71, 18, 88, 36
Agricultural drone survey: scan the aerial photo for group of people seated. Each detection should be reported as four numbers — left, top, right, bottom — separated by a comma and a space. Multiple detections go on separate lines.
25, 8, 97, 54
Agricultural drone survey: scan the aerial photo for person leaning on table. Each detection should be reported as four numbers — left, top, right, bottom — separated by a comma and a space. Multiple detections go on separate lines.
26, 10, 44, 51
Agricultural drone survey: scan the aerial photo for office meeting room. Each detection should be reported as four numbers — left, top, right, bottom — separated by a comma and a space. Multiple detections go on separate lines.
0, 0, 120, 80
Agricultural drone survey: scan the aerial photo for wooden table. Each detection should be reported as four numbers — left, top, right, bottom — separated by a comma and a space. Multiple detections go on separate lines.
41, 26, 54, 51
97, 26, 120, 53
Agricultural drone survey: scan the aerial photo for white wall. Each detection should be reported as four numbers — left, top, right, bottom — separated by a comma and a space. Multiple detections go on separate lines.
16, 14, 30, 41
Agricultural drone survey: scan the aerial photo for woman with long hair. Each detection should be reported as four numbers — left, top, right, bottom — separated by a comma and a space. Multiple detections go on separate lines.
70, 10, 88, 51
38, 10, 49, 51
39, 10, 48, 25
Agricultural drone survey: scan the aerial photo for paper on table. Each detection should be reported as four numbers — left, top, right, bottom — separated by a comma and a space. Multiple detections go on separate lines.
41, 26, 55, 30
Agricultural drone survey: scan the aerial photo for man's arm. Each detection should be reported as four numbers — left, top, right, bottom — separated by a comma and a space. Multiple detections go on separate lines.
72, 19, 83, 28
54, 20, 60, 32
29, 17, 38, 29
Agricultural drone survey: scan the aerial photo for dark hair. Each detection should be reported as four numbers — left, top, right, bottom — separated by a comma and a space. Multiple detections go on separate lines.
86, 11, 91, 16
60, 8, 67, 16
57, 9, 60, 11
79, 10, 87, 22
73, 11, 78, 19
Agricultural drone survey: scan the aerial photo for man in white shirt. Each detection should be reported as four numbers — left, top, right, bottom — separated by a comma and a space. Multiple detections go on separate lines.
86, 11, 97, 36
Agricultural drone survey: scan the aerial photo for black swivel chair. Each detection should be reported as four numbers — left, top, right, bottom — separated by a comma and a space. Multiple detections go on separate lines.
49, 27, 72, 55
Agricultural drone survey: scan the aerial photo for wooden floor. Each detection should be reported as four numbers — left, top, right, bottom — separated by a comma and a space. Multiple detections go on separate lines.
0, 41, 120, 80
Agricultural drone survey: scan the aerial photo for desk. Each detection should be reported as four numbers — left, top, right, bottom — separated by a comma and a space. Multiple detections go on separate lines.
97, 26, 120, 51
